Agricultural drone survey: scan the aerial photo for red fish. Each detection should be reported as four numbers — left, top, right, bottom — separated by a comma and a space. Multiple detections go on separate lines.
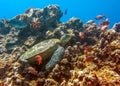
79, 32, 85, 39
31, 22, 41, 28
35, 55, 42, 65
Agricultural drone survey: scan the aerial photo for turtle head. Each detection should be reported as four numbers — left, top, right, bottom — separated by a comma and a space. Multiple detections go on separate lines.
60, 34, 72, 46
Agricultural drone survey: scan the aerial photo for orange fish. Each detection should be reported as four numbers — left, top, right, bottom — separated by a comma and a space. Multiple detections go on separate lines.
79, 32, 85, 39
35, 55, 42, 65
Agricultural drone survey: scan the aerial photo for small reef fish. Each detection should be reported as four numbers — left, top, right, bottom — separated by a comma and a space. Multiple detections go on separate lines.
9, 19, 27, 29
79, 32, 85, 39
64, 9, 68, 15
30, 22, 42, 28
36, 55, 42, 65
95, 15, 106, 20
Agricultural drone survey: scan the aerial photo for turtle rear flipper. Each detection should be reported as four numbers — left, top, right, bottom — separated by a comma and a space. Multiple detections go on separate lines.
45, 46, 64, 70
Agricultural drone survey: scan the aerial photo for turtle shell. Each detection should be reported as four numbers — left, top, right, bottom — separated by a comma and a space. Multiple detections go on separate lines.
19, 39, 61, 63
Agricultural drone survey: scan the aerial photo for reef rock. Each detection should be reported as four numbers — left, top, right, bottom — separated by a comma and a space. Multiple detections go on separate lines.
14, 5, 63, 28
0, 20, 10, 34
0, 4, 120, 86
66, 17, 83, 31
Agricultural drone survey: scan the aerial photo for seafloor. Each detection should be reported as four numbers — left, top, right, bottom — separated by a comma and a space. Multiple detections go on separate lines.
0, 5, 120, 86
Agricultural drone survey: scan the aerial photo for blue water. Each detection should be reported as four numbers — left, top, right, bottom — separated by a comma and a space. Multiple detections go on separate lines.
0, 0, 120, 28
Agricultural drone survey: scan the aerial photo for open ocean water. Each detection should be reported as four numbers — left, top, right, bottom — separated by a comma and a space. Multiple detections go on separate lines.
0, 0, 120, 28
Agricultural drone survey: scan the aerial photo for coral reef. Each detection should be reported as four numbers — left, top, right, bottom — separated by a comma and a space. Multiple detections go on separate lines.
0, 5, 120, 86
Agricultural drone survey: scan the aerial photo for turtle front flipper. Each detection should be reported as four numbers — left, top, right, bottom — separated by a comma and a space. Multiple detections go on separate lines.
45, 46, 64, 70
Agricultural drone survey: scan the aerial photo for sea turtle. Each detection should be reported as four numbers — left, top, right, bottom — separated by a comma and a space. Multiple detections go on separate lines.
19, 34, 72, 70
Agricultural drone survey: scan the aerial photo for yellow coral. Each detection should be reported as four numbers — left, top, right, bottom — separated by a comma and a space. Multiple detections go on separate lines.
110, 40, 120, 49
96, 66, 120, 83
